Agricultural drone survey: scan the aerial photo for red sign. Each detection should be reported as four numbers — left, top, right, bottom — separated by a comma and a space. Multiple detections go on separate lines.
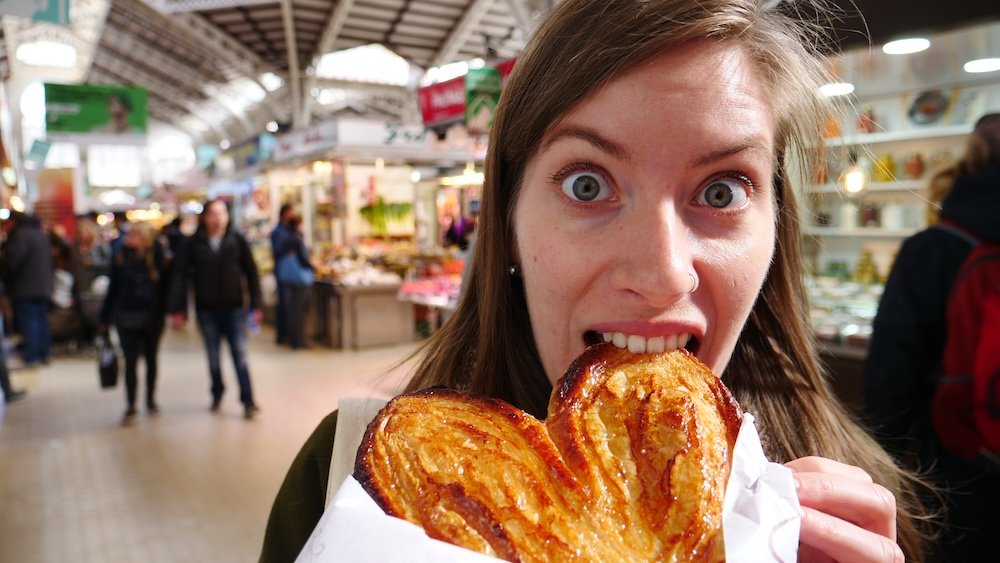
417, 77, 466, 128
496, 58, 517, 86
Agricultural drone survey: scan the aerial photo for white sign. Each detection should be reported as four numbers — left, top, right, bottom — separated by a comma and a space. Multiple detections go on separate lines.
336, 118, 430, 149
273, 121, 338, 162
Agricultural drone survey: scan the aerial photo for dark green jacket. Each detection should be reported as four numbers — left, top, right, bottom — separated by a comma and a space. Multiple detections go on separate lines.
260, 411, 339, 562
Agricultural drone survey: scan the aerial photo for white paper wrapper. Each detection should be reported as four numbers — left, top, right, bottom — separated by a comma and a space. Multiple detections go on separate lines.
296, 412, 799, 562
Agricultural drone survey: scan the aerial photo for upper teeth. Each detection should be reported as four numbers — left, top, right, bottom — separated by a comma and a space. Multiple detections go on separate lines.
601, 332, 691, 354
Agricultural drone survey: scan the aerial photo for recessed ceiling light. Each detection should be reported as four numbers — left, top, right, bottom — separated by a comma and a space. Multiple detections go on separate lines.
882, 38, 930, 55
964, 58, 1000, 74
15, 40, 77, 68
820, 82, 855, 97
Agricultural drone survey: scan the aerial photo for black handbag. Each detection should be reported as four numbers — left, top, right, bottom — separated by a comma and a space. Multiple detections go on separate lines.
97, 336, 119, 389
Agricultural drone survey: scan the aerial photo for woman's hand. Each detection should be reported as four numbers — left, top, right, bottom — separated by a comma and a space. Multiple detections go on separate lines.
786, 456, 903, 563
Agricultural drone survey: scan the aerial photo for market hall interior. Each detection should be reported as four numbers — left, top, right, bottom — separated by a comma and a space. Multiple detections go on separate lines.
0, 325, 416, 562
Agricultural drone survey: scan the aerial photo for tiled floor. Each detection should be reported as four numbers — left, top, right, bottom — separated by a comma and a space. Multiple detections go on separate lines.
0, 325, 419, 562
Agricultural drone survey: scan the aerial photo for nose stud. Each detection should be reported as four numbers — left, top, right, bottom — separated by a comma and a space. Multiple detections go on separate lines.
688, 272, 698, 294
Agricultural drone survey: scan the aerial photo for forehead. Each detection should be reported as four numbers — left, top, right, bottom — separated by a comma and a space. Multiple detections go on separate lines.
544, 40, 776, 152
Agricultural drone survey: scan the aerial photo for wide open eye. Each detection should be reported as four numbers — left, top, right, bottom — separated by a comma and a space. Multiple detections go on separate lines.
695, 175, 751, 209
560, 171, 612, 202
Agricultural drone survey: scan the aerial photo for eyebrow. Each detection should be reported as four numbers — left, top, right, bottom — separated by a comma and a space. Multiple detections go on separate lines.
691, 138, 771, 168
542, 126, 631, 162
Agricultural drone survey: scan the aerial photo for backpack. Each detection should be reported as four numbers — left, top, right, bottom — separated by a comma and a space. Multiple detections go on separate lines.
931, 223, 1000, 460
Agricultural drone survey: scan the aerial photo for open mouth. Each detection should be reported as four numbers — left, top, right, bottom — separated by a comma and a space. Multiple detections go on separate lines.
584, 330, 700, 355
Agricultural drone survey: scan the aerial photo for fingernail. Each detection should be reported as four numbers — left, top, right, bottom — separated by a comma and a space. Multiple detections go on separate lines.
793, 476, 801, 490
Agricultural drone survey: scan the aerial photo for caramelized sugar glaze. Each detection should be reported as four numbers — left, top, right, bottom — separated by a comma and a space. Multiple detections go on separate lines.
355, 344, 743, 562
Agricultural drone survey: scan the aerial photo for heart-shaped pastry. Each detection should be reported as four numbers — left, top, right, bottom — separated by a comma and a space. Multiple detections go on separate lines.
355, 343, 742, 562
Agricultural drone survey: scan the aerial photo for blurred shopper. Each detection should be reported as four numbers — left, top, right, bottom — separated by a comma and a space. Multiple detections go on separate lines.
269, 204, 295, 346
161, 217, 188, 323
73, 215, 112, 291
72, 216, 112, 349
278, 213, 313, 350
169, 199, 262, 419
108, 211, 130, 258
0, 305, 26, 404
99, 221, 169, 425
865, 113, 1000, 562
0, 212, 54, 367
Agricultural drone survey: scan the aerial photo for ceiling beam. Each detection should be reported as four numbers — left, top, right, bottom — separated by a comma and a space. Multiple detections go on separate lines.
280, 0, 303, 129
92, 53, 231, 140
299, 0, 357, 128
503, 0, 531, 31
100, 25, 258, 139
148, 7, 289, 137
432, 0, 496, 68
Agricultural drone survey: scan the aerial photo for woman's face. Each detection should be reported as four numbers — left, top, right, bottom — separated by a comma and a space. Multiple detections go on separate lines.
513, 40, 778, 385
124, 228, 145, 251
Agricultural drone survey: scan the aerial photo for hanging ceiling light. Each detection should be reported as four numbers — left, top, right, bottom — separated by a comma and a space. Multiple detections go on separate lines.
819, 82, 855, 97
964, 58, 1000, 73
882, 38, 931, 55
15, 41, 76, 68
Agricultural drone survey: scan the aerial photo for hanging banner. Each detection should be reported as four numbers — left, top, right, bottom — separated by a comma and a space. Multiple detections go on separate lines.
35, 168, 76, 237
464, 68, 501, 134
44, 83, 148, 141
417, 77, 466, 129
0, 0, 70, 24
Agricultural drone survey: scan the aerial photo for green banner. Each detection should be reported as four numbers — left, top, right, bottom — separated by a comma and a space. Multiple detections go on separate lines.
0, 0, 69, 24
44, 83, 148, 136
464, 68, 500, 133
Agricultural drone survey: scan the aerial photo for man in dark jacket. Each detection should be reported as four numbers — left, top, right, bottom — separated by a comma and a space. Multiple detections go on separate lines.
169, 199, 263, 419
864, 113, 1000, 562
1, 212, 55, 366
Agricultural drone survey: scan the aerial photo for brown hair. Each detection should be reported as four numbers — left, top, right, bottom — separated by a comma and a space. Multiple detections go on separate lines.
124, 220, 161, 282
928, 112, 1000, 220
405, 0, 930, 558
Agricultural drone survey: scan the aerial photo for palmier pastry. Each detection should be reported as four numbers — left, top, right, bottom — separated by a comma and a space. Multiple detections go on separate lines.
354, 343, 743, 562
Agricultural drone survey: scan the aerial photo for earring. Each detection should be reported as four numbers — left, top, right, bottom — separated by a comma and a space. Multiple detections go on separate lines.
688, 272, 699, 293
509, 264, 520, 276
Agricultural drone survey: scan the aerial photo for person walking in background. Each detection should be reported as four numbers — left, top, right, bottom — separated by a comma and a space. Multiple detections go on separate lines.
160, 216, 188, 324
99, 221, 170, 425
280, 213, 313, 350
0, 303, 26, 404
72, 216, 112, 350
0, 212, 54, 368
865, 112, 1000, 562
169, 199, 262, 420
269, 204, 294, 346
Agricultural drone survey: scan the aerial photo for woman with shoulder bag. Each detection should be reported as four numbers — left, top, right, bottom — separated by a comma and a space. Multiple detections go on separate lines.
99, 221, 170, 425
277, 213, 314, 350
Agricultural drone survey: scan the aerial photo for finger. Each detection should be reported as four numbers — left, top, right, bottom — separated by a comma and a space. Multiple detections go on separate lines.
799, 506, 904, 563
794, 472, 897, 541
785, 456, 873, 483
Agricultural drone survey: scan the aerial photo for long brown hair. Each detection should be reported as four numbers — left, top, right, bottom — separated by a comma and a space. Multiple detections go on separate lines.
928, 113, 1000, 221
405, 0, 930, 558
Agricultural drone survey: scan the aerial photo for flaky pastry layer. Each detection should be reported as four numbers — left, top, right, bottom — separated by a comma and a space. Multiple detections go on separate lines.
355, 344, 742, 562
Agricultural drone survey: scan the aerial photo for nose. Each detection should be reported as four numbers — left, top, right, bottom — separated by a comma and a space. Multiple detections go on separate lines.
607, 202, 694, 305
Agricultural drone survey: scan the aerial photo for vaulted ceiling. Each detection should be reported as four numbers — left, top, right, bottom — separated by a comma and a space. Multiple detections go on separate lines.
1, 0, 997, 146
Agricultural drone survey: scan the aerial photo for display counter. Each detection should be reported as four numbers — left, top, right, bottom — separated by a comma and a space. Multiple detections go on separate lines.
807, 276, 880, 415
309, 281, 415, 349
